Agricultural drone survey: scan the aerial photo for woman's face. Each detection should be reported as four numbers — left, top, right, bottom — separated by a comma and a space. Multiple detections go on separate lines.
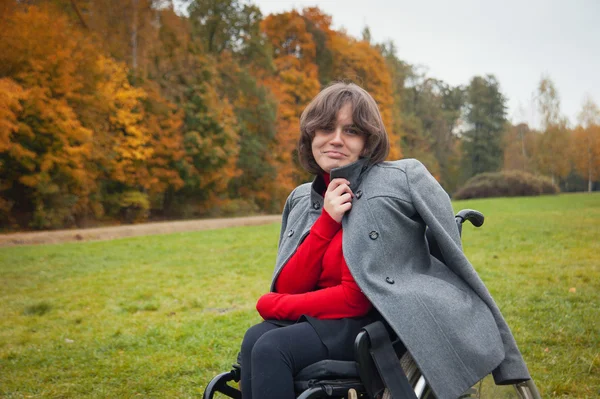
311, 102, 366, 174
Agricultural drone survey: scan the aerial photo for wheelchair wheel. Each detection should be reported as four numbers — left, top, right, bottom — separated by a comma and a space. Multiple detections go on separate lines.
382, 363, 541, 399
381, 352, 435, 399
403, 353, 433, 399
394, 352, 476, 399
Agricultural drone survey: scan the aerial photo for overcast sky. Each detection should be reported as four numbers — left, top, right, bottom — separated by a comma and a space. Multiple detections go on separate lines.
244, 0, 599, 129
175, 0, 599, 128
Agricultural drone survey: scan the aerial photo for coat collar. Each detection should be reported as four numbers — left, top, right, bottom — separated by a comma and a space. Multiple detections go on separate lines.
310, 158, 371, 206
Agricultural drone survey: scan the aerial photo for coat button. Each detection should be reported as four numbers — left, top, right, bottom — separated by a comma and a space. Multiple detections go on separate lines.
386, 277, 395, 284
287, 230, 294, 237
356, 190, 363, 199
312, 202, 320, 210
369, 231, 379, 240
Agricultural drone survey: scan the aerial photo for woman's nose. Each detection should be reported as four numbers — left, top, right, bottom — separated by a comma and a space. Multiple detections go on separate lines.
330, 128, 343, 144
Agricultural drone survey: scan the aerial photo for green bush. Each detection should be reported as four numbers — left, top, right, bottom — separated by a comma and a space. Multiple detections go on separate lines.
30, 192, 80, 229
453, 170, 559, 199
119, 191, 150, 223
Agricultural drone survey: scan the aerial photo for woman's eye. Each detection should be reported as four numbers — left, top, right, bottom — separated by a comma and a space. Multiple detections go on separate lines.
345, 128, 360, 135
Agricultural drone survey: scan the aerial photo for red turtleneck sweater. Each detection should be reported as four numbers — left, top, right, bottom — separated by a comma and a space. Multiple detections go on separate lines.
256, 175, 372, 321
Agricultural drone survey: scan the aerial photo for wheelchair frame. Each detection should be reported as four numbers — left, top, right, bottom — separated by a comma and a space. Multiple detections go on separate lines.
203, 210, 542, 399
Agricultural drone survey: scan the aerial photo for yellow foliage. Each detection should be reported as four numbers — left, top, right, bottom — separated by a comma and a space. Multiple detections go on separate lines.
0, 5, 103, 226
0, 78, 26, 152
143, 84, 185, 194
572, 125, 600, 184
96, 55, 153, 187
503, 124, 537, 173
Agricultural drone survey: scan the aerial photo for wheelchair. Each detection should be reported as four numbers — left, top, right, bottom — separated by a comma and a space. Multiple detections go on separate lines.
203, 210, 542, 399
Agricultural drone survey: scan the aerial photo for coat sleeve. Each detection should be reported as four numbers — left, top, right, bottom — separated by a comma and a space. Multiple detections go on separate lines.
405, 159, 531, 384
257, 259, 372, 320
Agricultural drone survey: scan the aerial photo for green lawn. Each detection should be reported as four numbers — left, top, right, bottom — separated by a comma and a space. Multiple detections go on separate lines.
1, 193, 599, 398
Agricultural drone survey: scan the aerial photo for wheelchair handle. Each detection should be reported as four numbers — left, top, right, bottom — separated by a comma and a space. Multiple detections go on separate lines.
455, 209, 485, 228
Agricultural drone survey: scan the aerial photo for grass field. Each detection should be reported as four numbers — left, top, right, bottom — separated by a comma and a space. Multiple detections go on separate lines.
1, 193, 599, 398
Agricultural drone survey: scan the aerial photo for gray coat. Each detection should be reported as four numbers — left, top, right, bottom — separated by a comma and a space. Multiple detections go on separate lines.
271, 158, 530, 399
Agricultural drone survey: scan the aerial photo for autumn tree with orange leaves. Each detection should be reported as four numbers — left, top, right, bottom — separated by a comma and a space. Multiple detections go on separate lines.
0, 5, 97, 228
260, 9, 321, 202
260, 7, 408, 203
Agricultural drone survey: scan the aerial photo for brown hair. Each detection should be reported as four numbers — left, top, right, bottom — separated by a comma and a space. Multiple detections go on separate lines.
298, 82, 390, 175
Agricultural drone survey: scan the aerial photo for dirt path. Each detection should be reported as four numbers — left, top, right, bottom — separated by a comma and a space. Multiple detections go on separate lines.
0, 215, 281, 247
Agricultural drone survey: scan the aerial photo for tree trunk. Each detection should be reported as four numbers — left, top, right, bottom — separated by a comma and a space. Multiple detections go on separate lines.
588, 151, 593, 192
131, 0, 138, 71
70, 0, 88, 29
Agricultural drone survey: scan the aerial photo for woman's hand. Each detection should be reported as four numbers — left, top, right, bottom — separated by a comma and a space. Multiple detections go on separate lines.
323, 178, 354, 223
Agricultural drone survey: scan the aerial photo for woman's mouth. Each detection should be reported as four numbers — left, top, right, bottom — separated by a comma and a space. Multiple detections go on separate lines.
324, 151, 346, 159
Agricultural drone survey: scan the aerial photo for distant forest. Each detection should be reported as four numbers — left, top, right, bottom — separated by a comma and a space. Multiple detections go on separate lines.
1, 0, 598, 230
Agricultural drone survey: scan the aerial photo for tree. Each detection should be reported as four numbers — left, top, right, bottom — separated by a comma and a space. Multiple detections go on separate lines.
302, 7, 335, 85
188, 0, 264, 56
536, 76, 562, 129
180, 76, 240, 210
329, 32, 400, 159
397, 65, 465, 191
216, 53, 278, 210
0, 78, 27, 224
573, 96, 600, 191
142, 85, 186, 207
96, 55, 153, 189
260, 10, 321, 203
378, 41, 407, 147
0, 2, 188, 226
533, 124, 572, 186
532, 76, 571, 185
0, 4, 97, 228
503, 123, 536, 173
462, 75, 507, 177
62, 0, 161, 77
398, 68, 442, 180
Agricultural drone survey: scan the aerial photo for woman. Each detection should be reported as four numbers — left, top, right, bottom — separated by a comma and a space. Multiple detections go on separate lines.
240, 82, 530, 399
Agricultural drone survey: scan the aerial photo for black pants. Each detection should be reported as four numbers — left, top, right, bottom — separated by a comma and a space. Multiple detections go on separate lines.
240, 321, 328, 399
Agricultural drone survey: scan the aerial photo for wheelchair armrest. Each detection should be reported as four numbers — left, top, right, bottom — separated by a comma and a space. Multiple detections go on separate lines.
454, 209, 484, 236
427, 209, 485, 263
455, 209, 485, 228
354, 324, 383, 398
354, 321, 407, 399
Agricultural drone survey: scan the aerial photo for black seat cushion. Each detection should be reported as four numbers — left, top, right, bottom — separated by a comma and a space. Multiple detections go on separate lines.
294, 359, 359, 382
294, 359, 362, 393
